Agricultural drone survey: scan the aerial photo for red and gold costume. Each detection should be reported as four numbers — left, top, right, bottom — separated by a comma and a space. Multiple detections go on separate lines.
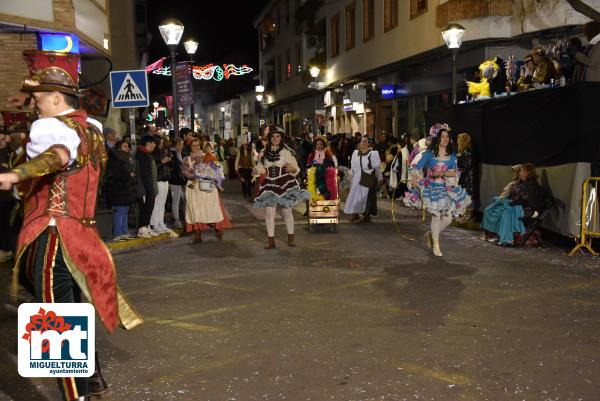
9, 50, 142, 401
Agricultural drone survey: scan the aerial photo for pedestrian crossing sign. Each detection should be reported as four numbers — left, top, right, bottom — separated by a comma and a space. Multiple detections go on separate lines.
110, 70, 149, 108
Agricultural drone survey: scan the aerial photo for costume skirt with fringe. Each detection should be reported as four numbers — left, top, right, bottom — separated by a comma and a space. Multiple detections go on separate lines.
254, 173, 310, 209
404, 178, 471, 217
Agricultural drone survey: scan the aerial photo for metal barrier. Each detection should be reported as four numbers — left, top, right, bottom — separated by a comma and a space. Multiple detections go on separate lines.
568, 177, 600, 256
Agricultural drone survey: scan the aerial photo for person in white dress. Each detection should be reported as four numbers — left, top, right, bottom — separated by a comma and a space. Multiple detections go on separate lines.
343, 136, 383, 223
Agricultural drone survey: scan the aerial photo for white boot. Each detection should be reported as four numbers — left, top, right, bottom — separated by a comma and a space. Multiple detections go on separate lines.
432, 240, 443, 257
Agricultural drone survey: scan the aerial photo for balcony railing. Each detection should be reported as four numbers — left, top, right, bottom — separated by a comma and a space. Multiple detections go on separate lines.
436, 0, 513, 27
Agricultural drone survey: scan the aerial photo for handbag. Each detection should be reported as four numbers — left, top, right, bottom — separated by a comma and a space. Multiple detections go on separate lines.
358, 153, 378, 188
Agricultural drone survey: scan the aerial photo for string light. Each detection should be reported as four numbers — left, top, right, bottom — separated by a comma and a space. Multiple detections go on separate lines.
151, 63, 253, 81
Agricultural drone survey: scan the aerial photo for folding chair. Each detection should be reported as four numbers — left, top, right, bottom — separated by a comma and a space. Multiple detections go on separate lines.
516, 191, 554, 248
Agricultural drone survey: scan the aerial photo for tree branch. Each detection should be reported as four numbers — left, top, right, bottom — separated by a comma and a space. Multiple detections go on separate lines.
566, 0, 600, 22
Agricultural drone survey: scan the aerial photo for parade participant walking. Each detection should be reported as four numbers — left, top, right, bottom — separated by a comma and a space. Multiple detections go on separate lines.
253, 125, 310, 249
404, 126, 471, 257
0, 49, 142, 401
183, 140, 232, 243
344, 136, 383, 223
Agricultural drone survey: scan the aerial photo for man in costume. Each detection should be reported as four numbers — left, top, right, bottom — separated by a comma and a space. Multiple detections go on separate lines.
0, 50, 143, 401
532, 47, 557, 85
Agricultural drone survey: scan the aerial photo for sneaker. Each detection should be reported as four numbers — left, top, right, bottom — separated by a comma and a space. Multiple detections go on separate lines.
137, 227, 151, 238
172, 220, 183, 229
486, 237, 499, 243
150, 226, 166, 235
122, 233, 135, 240
148, 227, 162, 236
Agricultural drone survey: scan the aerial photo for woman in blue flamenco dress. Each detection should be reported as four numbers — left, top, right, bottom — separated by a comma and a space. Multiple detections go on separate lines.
404, 127, 471, 257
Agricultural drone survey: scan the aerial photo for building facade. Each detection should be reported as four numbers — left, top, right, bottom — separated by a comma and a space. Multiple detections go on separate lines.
0, 0, 146, 132
252, 0, 596, 140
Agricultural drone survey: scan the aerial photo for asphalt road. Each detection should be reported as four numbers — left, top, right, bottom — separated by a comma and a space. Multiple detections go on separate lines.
1, 182, 599, 401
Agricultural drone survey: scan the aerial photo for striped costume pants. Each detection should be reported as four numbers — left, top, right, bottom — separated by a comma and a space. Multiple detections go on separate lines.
21, 228, 89, 401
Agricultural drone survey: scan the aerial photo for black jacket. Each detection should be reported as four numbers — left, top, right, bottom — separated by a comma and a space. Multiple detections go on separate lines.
169, 150, 186, 185
153, 147, 172, 182
135, 148, 157, 198
105, 149, 136, 206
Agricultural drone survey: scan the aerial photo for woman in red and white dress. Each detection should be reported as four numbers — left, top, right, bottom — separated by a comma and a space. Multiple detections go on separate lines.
253, 125, 310, 249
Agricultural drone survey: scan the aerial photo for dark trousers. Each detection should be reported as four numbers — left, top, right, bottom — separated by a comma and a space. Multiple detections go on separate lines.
0, 200, 12, 251
20, 229, 88, 401
239, 168, 253, 198
364, 187, 378, 217
138, 196, 155, 227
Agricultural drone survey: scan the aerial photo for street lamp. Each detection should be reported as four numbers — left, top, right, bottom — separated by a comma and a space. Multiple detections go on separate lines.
309, 67, 320, 134
220, 106, 226, 140
255, 85, 264, 134
441, 23, 466, 105
309, 66, 320, 79
159, 18, 184, 138
184, 39, 198, 133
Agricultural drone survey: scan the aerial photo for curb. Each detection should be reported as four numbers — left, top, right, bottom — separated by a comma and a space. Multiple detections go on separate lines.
106, 230, 182, 251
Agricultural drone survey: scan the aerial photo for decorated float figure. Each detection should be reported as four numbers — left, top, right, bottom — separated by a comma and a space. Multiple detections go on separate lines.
0, 49, 143, 401
183, 140, 232, 243
306, 136, 338, 201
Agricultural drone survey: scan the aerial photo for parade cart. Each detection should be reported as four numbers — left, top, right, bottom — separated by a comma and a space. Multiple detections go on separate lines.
308, 198, 340, 232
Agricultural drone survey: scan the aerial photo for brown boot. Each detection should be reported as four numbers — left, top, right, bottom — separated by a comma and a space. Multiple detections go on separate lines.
215, 229, 223, 239
265, 236, 275, 249
287, 234, 296, 247
192, 229, 202, 244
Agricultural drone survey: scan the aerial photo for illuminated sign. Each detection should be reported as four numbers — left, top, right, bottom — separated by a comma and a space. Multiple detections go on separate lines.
380, 84, 409, 99
38, 33, 80, 54
343, 98, 353, 112
151, 63, 254, 81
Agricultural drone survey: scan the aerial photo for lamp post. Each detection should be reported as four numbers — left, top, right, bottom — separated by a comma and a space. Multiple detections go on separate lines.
220, 106, 225, 140
184, 39, 198, 133
159, 18, 184, 138
255, 85, 264, 135
441, 23, 466, 105
309, 66, 320, 134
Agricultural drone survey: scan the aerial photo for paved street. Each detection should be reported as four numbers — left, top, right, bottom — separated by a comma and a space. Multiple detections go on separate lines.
1, 184, 600, 401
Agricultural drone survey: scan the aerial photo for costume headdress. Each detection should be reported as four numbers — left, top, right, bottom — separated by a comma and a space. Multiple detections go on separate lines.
20, 50, 81, 96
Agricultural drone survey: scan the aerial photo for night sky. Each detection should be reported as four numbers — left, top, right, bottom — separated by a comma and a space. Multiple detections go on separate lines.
146, 0, 269, 100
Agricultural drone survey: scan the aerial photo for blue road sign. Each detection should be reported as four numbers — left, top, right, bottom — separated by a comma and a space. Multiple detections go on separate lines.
110, 70, 149, 108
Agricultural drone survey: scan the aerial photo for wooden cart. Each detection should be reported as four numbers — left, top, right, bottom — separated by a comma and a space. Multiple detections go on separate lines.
308, 199, 340, 233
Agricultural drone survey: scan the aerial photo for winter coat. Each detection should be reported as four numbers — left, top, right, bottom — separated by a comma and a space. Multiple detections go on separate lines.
153, 147, 172, 182
135, 148, 158, 198
169, 149, 187, 185
105, 149, 136, 206
509, 177, 542, 217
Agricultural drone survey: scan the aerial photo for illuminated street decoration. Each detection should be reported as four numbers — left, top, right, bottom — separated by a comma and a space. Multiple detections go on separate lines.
151, 63, 253, 81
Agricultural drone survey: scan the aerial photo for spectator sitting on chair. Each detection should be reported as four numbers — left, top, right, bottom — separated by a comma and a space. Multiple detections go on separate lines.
481, 163, 542, 246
